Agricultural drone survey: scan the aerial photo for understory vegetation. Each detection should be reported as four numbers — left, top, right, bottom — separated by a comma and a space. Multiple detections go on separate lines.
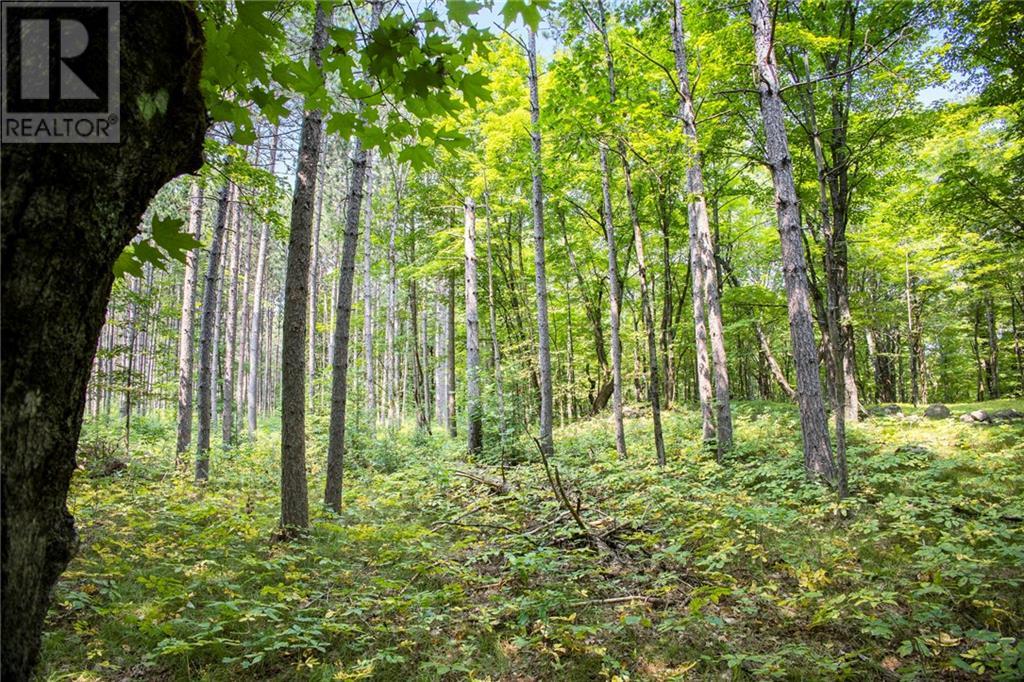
44, 401, 1023, 681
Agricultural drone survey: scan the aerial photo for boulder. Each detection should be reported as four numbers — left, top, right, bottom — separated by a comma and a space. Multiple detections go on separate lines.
868, 404, 903, 418
924, 403, 951, 419
990, 408, 1024, 422
963, 409, 991, 423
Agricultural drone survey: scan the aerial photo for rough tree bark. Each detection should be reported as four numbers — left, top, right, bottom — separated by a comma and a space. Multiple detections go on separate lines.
464, 198, 484, 455
0, 4, 206, 677
281, 1, 329, 529
196, 186, 231, 481
672, 0, 734, 455
750, 0, 836, 483
527, 29, 555, 456
325, 1, 381, 513
176, 183, 204, 458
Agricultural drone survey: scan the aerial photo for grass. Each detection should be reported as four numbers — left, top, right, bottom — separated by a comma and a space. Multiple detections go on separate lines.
39, 400, 1024, 680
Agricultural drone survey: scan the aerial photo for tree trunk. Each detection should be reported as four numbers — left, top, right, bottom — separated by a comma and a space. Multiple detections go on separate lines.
0, 4, 205, 676
386, 166, 402, 428
755, 323, 796, 400
247, 128, 280, 437
598, 144, 628, 458
986, 295, 999, 398
447, 271, 458, 436
527, 29, 555, 456
363, 158, 376, 429
750, 0, 836, 483
281, 1, 329, 529
176, 183, 204, 458
672, 0, 733, 454
308, 144, 326, 405
221, 183, 242, 447
483, 191, 506, 446
196, 187, 231, 481
464, 198, 484, 455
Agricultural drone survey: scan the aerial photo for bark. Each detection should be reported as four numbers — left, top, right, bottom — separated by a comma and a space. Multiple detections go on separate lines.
281, 1, 329, 529
527, 29, 555, 456
598, 144, 627, 458
196, 187, 231, 481
386, 167, 402, 428
464, 198, 484, 455
324, 1, 381, 512
906, 255, 921, 405
483, 191, 506, 445
247, 128, 280, 437
750, 0, 836, 483
672, 0, 734, 453
176, 183, 204, 457
447, 271, 458, 437
755, 324, 796, 399
985, 295, 1000, 398
221, 184, 242, 446
363, 158, 376, 428
308, 143, 326, 404
0, 4, 205, 676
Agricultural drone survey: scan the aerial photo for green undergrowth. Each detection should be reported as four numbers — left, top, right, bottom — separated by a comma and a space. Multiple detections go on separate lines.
39, 400, 1024, 680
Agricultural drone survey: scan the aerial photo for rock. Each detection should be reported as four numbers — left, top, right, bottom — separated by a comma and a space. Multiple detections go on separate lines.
924, 403, 951, 419
960, 413, 976, 423
868, 404, 903, 418
990, 408, 1024, 422
966, 410, 991, 423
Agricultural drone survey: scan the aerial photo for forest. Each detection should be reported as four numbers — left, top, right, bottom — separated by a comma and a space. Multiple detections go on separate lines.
1, 0, 1023, 679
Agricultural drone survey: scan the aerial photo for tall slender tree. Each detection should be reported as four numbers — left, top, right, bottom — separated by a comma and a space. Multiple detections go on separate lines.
247, 127, 279, 437
196, 185, 231, 482
176, 182, 204, 458
464, 198, 483, 455
280, 1, 329, 529
325, 0, 382, 514
671, 0, 733, 455
750, 0, 836, 482
527, 29, 555, 456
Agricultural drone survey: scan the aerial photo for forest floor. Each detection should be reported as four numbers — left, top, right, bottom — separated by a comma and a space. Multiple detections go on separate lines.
40, 400, 1024, 681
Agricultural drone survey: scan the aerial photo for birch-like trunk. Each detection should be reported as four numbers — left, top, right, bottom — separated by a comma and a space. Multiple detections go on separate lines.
464, 198, 483, 455
599, 144, 627, 458
176, 182, 204, 457
527, 29, 554, 455
362, 158, 376, 428
672, 0, 733, 454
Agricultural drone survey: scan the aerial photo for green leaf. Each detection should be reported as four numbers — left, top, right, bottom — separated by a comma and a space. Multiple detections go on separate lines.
447, 0, 483, 26
151, 215, 202, 264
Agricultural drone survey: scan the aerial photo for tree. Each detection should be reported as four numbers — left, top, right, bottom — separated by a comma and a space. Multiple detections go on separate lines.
527, 28, 555, 456
464, 197, 484, 455
0, 4, 206, 675
672, 0, 733, 456
280, 1, 329, 530
176, 183, 204, 458
750, 0, 836, 483
196, 185, 231, 481
325, 1, 382, 513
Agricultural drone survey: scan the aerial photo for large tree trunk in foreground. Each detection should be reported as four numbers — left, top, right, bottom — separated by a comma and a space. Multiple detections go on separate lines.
527, 29, 555, 456
0, 4, 206, 677
176, 183, 205, 457
464, 198, 483, 455
672, 0, 733, 455
750, 0, 836, 483
281, 1, 329, 529
196, 186, 232, 481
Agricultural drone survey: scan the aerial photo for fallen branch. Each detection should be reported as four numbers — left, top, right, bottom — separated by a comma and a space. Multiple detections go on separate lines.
453, 469, 512, 495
